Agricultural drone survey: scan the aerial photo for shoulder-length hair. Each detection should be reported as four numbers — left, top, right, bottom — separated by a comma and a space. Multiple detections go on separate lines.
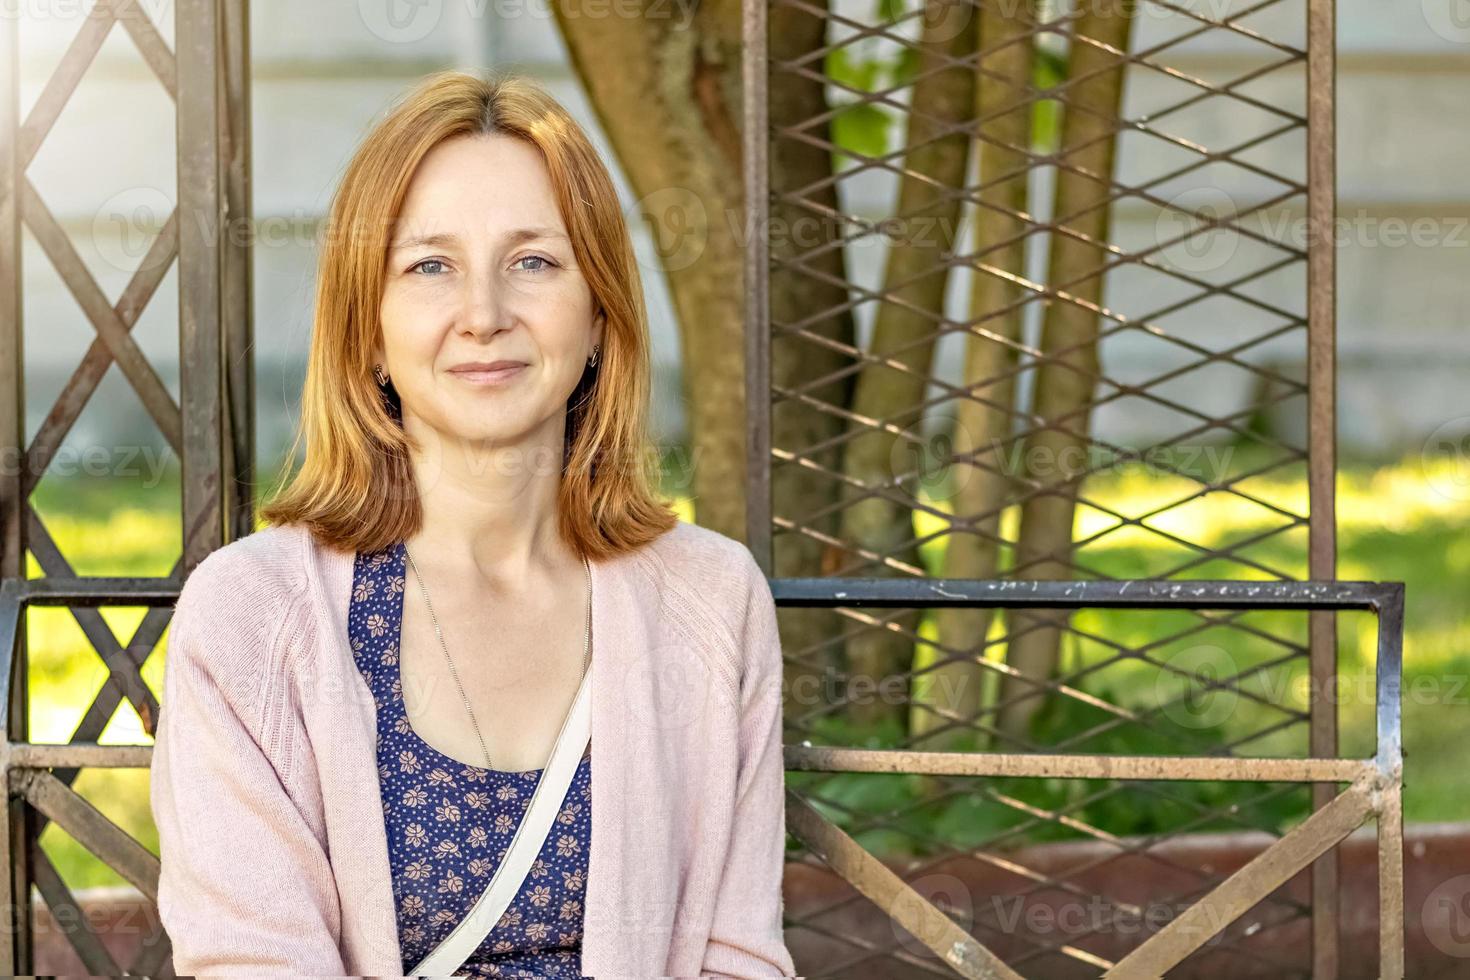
260, 70, 678, 560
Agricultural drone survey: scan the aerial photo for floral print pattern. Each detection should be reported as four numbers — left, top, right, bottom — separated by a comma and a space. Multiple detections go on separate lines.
350, 541, 591, 978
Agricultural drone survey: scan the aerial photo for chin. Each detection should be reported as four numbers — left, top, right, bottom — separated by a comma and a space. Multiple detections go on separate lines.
447, 426, 520, 447
451, 426, 555, 462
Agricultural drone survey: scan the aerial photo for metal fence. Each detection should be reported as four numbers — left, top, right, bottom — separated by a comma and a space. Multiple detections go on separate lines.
771, 579, 1403, 976
739, 0, 1405, 974
0, 0, 250, 970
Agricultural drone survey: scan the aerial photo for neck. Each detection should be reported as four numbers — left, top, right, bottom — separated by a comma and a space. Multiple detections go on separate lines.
401, 416, 577, 587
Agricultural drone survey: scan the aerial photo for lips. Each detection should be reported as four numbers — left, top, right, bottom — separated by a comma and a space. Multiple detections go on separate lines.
447, 361, 527, 385
449, 360, 526, 373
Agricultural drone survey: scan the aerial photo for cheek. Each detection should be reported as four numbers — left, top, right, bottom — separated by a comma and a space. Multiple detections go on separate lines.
539, 290, 596, 345
379, 288, 446, 362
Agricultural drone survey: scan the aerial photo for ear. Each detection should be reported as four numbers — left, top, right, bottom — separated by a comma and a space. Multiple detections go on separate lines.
593, 308, 606, 350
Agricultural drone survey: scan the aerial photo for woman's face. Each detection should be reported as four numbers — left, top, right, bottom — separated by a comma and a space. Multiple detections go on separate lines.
376, 132, 604, 457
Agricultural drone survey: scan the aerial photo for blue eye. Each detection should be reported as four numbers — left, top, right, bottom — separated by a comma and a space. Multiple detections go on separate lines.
516, 254, 556, 274
410, 258, 446, 276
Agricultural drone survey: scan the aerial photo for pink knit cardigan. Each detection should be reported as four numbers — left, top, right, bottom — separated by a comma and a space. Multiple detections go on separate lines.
149, 518, 799, 978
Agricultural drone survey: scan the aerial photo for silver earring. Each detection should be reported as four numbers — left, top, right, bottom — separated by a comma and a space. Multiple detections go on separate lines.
588, 345, 601, 368
373, 364, 389, 386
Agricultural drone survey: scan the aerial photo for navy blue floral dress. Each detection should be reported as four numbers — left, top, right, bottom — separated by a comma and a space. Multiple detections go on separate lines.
349, 541, 592, 979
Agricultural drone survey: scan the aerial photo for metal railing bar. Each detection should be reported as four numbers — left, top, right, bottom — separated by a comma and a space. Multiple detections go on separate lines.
1102, 777, 1374, 976
786, 787, 1033, 979
12, 770, 159, 902
786, 745, 1371, 783
771, 577, 1396, 611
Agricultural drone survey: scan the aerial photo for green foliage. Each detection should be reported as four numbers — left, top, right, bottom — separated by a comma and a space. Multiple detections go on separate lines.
786, 674, 1309, 862
1031, 43, 1067, 151
823, 0, 929, 172
1023, 680, 1310, 840
824, 0, 1065, 173
826, 43, 897, 169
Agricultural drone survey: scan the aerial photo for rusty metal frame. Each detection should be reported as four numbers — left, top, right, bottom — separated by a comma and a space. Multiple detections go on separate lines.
1306, 0, 1340, 968
0, 0, 250, 972
743, 0, 1372, 971
775, 578, 1404, 977
0, 579, 173, 973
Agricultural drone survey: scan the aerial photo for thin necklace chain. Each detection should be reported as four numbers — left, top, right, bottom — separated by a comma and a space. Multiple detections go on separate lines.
402, 545, 592, 771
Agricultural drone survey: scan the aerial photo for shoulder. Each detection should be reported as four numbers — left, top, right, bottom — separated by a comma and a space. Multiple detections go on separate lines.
171, 523, 315, 672
639, 519, 764, 614
635, 519, 775, 690
642, 517, 758, 568
177, 523, 312, 614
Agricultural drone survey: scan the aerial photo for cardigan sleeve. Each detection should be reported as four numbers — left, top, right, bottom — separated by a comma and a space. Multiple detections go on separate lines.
700, 554, 800, 978
149, 557, 347, 976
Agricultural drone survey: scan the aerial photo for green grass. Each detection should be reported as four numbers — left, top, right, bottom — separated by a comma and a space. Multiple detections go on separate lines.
20, 451, 1468, 885
910, 450, 1470, 828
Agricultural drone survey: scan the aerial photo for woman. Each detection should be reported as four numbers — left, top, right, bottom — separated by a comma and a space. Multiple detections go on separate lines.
149, 70, 797, 978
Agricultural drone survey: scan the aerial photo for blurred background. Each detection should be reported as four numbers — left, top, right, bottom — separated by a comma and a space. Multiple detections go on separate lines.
6, 0, 1470, 975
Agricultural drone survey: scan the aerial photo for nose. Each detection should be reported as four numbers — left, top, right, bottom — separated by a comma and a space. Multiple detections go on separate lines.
458, 269, 511, 340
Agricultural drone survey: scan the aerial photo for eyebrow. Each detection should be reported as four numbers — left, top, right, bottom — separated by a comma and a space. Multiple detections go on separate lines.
388, 226, 569, 251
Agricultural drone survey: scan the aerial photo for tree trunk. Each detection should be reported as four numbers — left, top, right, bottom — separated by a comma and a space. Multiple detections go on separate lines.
913, 0, 1035, 752
767, 0, 862, 723
835, 0, 979, 733
553, 0, 750, 540
996, 0, 1137, 742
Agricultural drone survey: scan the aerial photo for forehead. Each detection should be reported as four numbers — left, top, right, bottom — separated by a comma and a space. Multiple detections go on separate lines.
393, 133, 565, 240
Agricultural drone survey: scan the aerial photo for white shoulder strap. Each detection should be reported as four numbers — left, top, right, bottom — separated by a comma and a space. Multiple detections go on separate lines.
409, 666, 592, 977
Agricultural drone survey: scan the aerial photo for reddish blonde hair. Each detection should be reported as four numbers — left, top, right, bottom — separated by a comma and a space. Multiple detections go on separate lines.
260, 70, 678, 559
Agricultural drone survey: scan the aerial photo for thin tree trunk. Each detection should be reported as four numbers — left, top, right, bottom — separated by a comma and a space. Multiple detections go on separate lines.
835, 0, 979, 733
913, 0, 1035, 752
768, 0, 860, 722
996, 0, 1137, 742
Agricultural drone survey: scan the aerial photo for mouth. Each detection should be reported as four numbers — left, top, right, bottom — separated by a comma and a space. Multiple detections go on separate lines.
447, 363, 528, 386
